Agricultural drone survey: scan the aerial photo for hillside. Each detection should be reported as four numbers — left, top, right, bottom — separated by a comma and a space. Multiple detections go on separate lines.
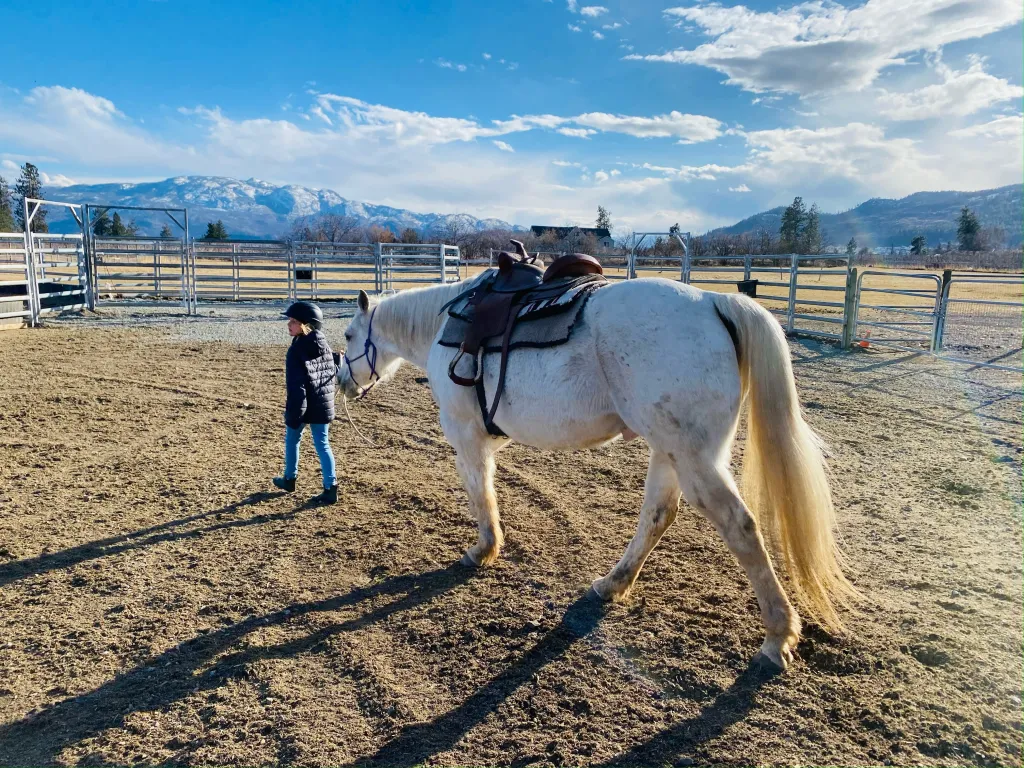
41, 176, 520, 239
713, 184, 1023, 249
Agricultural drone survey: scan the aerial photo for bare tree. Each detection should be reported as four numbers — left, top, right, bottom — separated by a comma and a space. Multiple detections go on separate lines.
289, 213, 364, 243
365, 224, 396, 243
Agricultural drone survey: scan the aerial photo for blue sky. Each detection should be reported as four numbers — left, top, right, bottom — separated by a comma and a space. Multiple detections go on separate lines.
1, 0, 1021, 232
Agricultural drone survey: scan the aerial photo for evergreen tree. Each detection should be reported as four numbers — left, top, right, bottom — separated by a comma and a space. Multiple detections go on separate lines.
0, 176, 15, 233
204, 220, 229, 240
779, 196, 805, 252
801, 203, 821, 254
910, 235, 927, 256
846, 237, 857, 257
957, 206, 981, 251
399, 227, 419, 244
596, 205, 612, 230
159, 224, 173, 238
110, 212, 129, 236
92, 209, 112, 236
13, 163, 47, 233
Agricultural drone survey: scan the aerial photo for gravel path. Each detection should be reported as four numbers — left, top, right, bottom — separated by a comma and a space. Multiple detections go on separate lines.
47, 300, 357, 347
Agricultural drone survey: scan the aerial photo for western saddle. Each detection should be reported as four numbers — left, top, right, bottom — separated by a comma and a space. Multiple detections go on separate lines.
443, 240, 605, 436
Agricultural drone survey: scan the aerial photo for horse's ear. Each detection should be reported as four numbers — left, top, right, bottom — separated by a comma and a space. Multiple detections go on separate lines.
358, 290, 370, 313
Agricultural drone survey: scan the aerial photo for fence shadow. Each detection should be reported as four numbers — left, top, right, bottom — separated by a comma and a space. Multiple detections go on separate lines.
0, 491, 304, 589
0, 564, 474, 764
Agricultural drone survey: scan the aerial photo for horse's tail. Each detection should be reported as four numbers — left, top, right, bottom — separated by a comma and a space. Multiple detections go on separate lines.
712, 292, 858, 633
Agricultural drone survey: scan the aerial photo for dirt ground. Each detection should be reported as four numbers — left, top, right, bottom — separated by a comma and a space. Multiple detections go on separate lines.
0, 317, 1021, 767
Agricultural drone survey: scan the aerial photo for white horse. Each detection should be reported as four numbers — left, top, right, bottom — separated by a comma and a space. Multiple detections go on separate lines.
337, 277, 856, 669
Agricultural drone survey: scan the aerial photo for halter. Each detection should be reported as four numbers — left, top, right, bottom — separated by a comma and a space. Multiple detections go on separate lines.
341, 306, 380, 399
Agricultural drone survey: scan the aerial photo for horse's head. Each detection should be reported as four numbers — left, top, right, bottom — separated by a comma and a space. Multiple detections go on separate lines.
337, 290, 403, 400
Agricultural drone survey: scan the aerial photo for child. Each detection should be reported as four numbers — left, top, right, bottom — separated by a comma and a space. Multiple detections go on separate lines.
273, 301, 338, 504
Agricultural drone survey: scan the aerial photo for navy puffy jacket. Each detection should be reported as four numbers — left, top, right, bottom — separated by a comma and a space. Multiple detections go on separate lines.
285, 330, 337, 427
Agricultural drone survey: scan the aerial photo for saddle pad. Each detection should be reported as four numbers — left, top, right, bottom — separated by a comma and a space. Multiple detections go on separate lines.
438, 275, 606, 352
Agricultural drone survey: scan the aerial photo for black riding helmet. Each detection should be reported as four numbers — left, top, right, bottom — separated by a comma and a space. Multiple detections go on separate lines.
283, 301, 323, 330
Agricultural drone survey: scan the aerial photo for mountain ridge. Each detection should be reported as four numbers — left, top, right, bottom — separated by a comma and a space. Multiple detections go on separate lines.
38, 175, 1023, 248
711, 184, 1023, 249
42, 176, 522, 238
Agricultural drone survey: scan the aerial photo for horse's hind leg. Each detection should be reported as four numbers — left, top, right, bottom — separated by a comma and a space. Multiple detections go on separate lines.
592, 451, 680, 601
675, 457, 800, 670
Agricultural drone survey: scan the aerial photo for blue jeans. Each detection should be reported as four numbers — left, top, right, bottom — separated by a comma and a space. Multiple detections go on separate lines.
284, 423, 336, 489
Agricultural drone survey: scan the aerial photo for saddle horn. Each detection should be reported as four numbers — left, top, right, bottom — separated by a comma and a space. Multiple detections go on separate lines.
508, 239, 536, 264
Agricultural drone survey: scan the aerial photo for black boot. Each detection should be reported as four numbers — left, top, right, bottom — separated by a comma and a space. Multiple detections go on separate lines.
273, 476, 296, 493
316, 484, 338, 504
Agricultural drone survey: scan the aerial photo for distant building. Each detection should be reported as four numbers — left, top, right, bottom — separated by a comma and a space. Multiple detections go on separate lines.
530, 225, 614, 250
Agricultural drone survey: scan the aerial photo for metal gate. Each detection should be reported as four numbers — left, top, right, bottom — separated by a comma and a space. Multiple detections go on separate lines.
379, 243, 461, 292
936, 272, 1022, 373
852, 271, 943, 352
292, 242, 379, 299
191, 240, 293, 304
91, 236, 188, 302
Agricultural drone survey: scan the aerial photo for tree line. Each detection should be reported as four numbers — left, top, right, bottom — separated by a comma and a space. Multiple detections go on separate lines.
0, 163, 49, 234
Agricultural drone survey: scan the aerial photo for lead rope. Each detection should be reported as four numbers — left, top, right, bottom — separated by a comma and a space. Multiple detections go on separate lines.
342, 396, 376, 447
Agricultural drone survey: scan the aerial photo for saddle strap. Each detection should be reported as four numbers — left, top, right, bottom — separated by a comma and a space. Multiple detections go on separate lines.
484, 304, 520, 433
476, 378, 507, 437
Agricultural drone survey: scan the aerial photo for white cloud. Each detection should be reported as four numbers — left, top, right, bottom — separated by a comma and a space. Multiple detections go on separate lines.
602, 22, 622, 29
729, 183, 751, 192
6, 84, 1018, 234
627, 0, 1023, 96
567, 0, 577, 11
572, 110, 724, 142
40, 171, 76, 187
568, 23, 582, 32
435, 58, 467, 72
580, 5, 608, 17
482, 52, 492, 60
592, 31, 605, 39
508, 62, 519, 71
948, 113, 1023, 139
492, 140, 515, 152
877, 56, 1024, 120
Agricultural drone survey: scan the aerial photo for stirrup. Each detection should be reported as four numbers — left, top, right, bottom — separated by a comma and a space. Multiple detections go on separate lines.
448, 344, 484, 387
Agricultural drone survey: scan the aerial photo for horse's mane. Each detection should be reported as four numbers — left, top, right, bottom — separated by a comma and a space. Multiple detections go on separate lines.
375, 272, 488, 360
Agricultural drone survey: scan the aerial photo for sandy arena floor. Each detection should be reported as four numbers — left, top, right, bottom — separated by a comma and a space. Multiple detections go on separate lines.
0, 306, 1020, 767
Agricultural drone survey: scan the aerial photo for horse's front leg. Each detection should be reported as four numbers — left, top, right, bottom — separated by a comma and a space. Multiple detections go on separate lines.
442, 415, 507, 567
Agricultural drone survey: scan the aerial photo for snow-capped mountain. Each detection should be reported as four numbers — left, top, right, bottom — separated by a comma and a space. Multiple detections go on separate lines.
43, 176, 521, 238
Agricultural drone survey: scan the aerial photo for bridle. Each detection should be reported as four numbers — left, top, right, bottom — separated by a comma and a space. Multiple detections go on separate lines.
341, 306, 380, 399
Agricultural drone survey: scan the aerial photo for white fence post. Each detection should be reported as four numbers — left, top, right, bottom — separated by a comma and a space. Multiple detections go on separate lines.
786, 252, 798, 333
374, 241, 383, 294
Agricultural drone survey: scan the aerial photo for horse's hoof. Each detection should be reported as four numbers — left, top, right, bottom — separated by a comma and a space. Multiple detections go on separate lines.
753, 650, 788, 674
459, 551, 481, 567
590, 576, 628, 603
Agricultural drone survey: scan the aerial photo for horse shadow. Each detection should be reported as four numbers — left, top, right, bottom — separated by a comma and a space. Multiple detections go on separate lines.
1, 560, 773, 766
353, 592, 774, 768
591, 661, 776, 767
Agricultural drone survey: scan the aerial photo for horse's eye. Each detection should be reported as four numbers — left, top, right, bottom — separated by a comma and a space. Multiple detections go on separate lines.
345, 333, 353, 342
